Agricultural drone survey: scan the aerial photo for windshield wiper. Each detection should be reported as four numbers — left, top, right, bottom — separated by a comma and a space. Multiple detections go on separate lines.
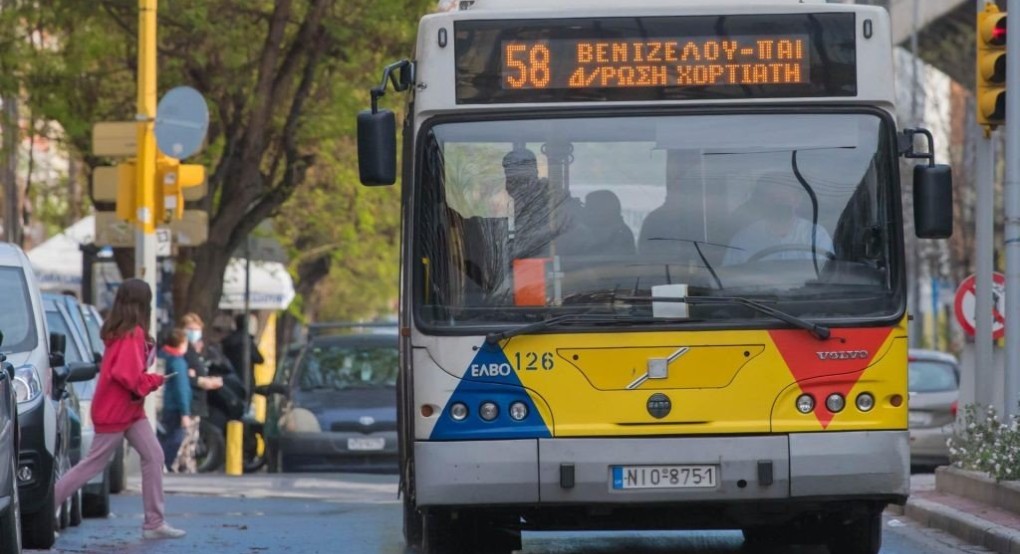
618, 295, 831, 341
484, 313, 696, 345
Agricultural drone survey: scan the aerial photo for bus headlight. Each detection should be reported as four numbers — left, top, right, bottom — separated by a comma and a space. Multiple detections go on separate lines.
826, 393, 846, 413
479, 402, 499, 421
509, 402, 528, 421
856, 393, 875, 412
450, 403, 469, 421
14, 365, 42, 404
795, 394, 815, 414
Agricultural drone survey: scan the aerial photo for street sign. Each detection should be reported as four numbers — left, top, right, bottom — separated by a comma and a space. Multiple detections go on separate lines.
155, 228, 173, 257
92, 167, 120, 202
168, 210, 209, 246
92, 122, 138, 157
155, 86, 209, 159
94, 211, 135, 247
955, 272, 1007, 339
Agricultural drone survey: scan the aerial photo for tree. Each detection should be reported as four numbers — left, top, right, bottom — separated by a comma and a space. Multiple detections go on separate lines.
14, 0, 430, 323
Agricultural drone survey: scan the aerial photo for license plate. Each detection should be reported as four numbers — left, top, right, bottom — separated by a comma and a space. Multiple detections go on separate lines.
347, 437, 385, 451
612, 465, 718, 490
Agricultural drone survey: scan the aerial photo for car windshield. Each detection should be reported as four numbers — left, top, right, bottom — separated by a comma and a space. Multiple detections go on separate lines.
416, 112, 900, 329
80, 306, 105, 356
0, 267, 38, 353
908, 359, 958, 393
298, 344, 398, 391
45, 309, 83, 364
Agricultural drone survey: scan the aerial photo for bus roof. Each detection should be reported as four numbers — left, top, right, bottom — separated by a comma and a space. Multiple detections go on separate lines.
460, 0, 826, 11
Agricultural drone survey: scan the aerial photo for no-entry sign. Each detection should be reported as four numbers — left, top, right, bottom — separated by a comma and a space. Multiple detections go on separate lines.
954, 273, 1006, 339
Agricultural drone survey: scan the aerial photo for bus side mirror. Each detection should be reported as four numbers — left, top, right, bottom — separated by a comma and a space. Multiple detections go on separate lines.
914, 164, 953, 239
902, 127, 953, 239
357, 109, 397, 187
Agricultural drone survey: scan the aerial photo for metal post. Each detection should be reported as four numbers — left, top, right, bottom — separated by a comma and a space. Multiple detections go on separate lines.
1004, 0, 1020, 417
136, 0, 158, 336
976, 125, 995, 411
242, 236, 252, 402
907, 0, 924, 347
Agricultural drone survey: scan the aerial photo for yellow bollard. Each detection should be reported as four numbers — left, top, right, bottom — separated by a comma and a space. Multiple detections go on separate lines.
225, 420, 243, 476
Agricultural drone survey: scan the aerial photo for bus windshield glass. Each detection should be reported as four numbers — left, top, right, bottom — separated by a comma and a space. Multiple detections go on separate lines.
416, 112, 900, 329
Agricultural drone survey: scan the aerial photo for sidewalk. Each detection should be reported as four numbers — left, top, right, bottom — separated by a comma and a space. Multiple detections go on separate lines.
891, 469, 1020, 553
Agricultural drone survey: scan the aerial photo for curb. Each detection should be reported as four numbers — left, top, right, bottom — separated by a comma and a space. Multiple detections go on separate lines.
903, 497, 1020, 554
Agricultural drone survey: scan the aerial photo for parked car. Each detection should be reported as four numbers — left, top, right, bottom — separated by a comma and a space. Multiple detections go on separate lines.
77, 304, 125, 494
0, 243, 95, 549
0, 335, 22, 553
908, 349, 960, 468
262, 331, 398, 473
43, 294, 112, 518
264, 342, 304, 473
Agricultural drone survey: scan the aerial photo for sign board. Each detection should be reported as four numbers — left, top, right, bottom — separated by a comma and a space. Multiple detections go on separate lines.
93, 167, 120, 202
94, 211, 135, 247
92, 122, 137, 157
155, 86, 209, 159
168, 210, 209, 246
95, 210, 208, 248
955, 273, 1006, 340
155, 228, 173, 257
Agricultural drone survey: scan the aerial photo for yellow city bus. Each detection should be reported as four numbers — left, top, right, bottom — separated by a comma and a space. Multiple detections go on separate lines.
357, 1, 954, 553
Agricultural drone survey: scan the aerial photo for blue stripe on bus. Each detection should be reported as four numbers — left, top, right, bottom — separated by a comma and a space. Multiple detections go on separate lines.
429, 342, 552, 441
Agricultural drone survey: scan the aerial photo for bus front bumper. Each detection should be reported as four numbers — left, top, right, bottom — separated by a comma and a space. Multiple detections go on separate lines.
414, 431, 909, 507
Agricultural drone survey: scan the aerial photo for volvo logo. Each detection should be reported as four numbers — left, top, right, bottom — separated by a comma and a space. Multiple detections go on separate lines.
646, 393, 672, 419
359, 416, 376, 426
816, 350, 869, 361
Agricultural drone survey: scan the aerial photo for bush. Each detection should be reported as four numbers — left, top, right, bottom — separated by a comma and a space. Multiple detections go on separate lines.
949, 404, 1020, 482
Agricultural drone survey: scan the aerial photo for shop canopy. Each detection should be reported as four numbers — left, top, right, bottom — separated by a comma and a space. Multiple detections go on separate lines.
27, 216, 295, 311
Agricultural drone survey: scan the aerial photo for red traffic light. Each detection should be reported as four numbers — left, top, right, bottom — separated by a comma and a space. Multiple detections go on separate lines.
992, 18, 1008, 45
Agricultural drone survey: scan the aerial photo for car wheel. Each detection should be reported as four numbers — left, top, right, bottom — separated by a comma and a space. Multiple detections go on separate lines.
402, 494, 423, 549
196, 419, 226, 473
83, 469, 110, 518
109, 442, 126, 494
70, 487, 83, 527
0, 455, 22, 554
21, 480, 56, 549
242, 425, 266, 473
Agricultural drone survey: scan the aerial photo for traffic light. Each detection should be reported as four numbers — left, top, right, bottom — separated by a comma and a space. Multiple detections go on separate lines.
156, 154, 205, 222
977, 3, 1008, 130
114, 162, 137, 222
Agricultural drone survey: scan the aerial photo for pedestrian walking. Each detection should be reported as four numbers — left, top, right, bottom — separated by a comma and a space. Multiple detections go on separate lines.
53, 278, 187, 539
222, 314, 264, 400
175, 313, 222, 473
157, 329, 192, 471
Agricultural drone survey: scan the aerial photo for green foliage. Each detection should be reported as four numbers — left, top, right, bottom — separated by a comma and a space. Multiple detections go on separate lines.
949, 404, 1020, 482
8, 0, 431, 320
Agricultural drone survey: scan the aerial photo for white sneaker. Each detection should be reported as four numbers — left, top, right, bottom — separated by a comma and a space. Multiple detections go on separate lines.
143, 523, 187, 539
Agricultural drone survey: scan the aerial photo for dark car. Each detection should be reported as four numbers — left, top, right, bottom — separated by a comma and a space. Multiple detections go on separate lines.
264, 332, 398, 473
0, 334, 22, 552
43, 294, 113, 518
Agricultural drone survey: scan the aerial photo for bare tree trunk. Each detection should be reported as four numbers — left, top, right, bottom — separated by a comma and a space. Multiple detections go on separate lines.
2, 93, 20, 246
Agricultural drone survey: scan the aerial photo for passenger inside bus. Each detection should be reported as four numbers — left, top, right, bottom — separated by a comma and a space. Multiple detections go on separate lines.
578, 190, 635, 256
722, 172, 834, 266
637, 151, 712, 264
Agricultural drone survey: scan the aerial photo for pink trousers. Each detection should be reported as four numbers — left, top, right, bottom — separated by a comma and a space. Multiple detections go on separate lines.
55, 418, 165, 530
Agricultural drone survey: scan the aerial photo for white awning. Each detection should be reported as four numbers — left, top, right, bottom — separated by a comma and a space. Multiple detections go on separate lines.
27, 215, 295, 311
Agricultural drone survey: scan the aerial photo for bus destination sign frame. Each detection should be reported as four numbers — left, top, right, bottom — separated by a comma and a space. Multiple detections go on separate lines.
454, 13, 857, 104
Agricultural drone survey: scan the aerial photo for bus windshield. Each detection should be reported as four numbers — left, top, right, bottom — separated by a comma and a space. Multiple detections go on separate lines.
416, 112, 900, 329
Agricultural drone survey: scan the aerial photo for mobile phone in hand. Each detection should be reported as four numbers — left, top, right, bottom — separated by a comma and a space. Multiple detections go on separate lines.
163, 371, 177, 379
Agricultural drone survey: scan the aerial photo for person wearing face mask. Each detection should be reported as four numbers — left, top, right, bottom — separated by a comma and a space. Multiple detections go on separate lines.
722, 173, 833, 266
174, 313, 224, 473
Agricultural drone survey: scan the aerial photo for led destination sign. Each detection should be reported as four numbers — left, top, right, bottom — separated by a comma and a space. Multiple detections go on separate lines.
502, 36, 810, 90
455, 13, 857, 104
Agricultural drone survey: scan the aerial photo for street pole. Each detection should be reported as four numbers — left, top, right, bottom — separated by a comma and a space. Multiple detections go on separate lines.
975, 0, 997, 413
136, 0, 158, 337
242, 236, 252, 403
907, 0, 924, 348
1004, 0, 1020, 417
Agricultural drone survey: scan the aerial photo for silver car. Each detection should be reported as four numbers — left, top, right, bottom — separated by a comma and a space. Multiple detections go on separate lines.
908, 349, 959, 468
